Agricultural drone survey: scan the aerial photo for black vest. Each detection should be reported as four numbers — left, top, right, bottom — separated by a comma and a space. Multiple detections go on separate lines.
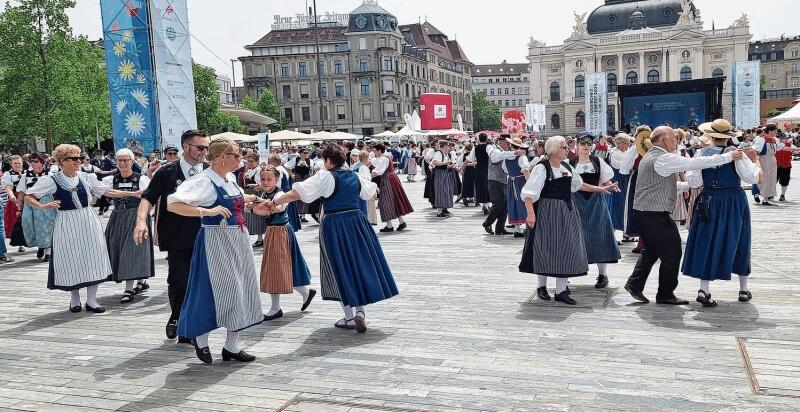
112, 173, 142, 209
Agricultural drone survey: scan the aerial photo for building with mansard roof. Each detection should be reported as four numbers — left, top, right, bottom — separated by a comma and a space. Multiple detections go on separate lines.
239, 0, 473, 136
471, 61, 531, 114
528, 0, 751, 136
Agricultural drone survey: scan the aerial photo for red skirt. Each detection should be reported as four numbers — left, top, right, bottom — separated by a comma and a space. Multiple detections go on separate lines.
4, 193, 20, 238
377, 171, 414, 222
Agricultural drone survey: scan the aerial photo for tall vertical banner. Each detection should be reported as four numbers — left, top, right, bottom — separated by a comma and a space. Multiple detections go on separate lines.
150, 0, 197, 150
101, 0, 160, 154
585, 72, 608, 136
525, 103, 546, 134
732, 61, 761, 129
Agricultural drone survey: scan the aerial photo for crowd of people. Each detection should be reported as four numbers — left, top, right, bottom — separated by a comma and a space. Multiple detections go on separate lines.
0, 119, 796, 364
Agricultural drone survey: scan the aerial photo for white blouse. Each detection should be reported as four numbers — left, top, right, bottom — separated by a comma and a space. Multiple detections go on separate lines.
102, 174, 151, 192
289, 168, 377, 204
521, 162, 584, 202
686, 146, 760, 187
27, 172, 108, 199
619, 146, 639, 175
1, 172, 21, 190
432, 151, 455, 164
371, 155, 391, 175
167, 169, 242, 207
572, 157, 614, 184
607, 147, 628, 170
501, 155, 530, 175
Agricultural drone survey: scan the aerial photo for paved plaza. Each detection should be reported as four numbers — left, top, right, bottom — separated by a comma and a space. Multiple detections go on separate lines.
1, 173, 800, 411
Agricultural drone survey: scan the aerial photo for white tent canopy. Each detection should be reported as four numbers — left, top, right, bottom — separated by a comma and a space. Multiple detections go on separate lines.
373, 130, 397, 138
209, 131, 258, 143
268, 130, 308, 141
769, 102, 800, 123
310, 130, 337, 140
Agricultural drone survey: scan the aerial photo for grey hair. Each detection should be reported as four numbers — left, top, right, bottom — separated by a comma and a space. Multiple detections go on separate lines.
115, 148, 135, 159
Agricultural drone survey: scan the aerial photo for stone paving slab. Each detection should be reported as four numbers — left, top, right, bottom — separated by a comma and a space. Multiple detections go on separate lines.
2, 169, 800, 411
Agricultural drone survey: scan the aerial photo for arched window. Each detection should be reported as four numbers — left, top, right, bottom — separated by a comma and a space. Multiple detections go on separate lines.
551, 113, 561, 129
607, 73, 618, 93
626, 71, 638, 85
680, 66, 692, 80
576, 111, 585, 128
712, 68, 724, 78
575, 75, 585, 98
550, 82, 561, 101
647, 70, 660, 83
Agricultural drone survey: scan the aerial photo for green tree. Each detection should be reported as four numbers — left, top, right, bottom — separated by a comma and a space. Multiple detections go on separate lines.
192, 61, 243, 134
472, 91, 502, 132
241, 91, 284, 131
0, 0, 110, 151
766, 108, 784, 118
760, 73, 767, 91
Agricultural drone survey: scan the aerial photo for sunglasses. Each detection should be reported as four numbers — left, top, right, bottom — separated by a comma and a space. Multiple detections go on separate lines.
165, 151, 179, 155
65, 156, 82, 162
187, 143, 208, 152
578, 141, 593, 146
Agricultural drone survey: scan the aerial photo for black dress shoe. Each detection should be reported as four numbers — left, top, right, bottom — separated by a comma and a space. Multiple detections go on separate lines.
37, 248, 44, 259
177, 336, 193, 344
222, 348, 255, 362
513, 232, 525, 238
595, 275, 609, 289
624, 284, 649, 303
69, 305, 82, 313
536, 286, 551, 301
495, 230, 512, 236
482, 206, 489, 215
738, 290, 752, 302
482, 223, 494, 235
252, 240, 264, 248
505, 224, 514, 229
695, 290, 717, 307
554, 291, 577, 305
761, 201, 774, 206
379, 227, 395, 232
754, 195, 761, 204
436, 212, 448, 218
780, 195, 786, 202
301, 289, 317, 311
564, 285, 572, 295
656, 297, 689, 305
397, 222, 407, 231
193, 340, 212, 364
85, 303, 105, 313
165, 319, 178, 339
300, 217, 309, 223
263, 310, 283, 321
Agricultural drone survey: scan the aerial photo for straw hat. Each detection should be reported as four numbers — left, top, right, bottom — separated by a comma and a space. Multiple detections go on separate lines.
507, 137, 529, 149
635, 127, 653, 157
699, 119, 738, 144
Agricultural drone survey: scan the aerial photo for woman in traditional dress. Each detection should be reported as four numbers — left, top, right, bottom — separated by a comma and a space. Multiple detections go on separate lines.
268, 154, 303, 231
422, 142, 437, 207
504, 138, 531, 237
371, 143, 413, 231
167, 137, 263, 364
242, 152, 266, 247
605, 134, 632, 237
289, 149, 317, 222
25, 144, 136, 313
682, 120, 761, 307
431, 141, 458, 217
621, 126, 652, 253
255, 166, 316, 321
459, 141, 477, 206
18, 153, 57, 261
259, 143, 398, 333
351, 150, 378, 224
518, 136, 615, 305
569, 134, 621, 289
1, 155, 26, 253
102, 148, 154, 304
406, 143, 419, 182
753, 124, 779, 205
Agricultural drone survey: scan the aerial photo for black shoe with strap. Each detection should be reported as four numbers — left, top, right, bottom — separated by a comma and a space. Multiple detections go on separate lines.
738, 290, 753, 302
222, 348, 255, 362
193, 340, 212, 364
133, 282, 150, 295
120, 290, 135, 304
536, 286, 551, 301
695, 290, 717, 307
85, 303, 106, 313
554, 291, 577, 305
397, 222, 407, 231
595, 275, 609, 289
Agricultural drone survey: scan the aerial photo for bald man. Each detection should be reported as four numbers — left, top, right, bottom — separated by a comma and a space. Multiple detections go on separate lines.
624, 126, 743, 305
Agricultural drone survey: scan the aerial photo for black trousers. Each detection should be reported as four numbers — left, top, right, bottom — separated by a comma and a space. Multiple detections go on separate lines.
166, 249, 193, 322
626, 211, 681, 300
484, 180, 507, 233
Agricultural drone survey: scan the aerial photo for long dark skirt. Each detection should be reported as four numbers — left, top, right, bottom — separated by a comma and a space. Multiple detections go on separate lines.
105, 207, 155, 282
474, 166, 490, 204
433, 168, 457, 209
519, 198, 588, 278
461, 166, 476, 198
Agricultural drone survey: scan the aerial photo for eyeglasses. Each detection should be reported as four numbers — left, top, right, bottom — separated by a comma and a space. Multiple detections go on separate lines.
117, 158, 133, 163
64, 156, 82, 162
578, 141, 593, 146
224, 152, 241, 159
186, 143, 208, 152
165, 151, 179, 156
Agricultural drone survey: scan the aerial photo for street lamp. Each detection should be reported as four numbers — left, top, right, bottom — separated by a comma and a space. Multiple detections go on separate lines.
230, 58, 238, 107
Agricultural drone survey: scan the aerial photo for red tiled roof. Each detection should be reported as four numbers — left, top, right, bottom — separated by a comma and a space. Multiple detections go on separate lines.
248, 27, 346, 47
399, 22, 472, 65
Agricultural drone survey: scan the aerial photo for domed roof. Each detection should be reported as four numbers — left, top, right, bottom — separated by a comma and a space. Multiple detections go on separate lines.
587, 0, 696, 35
346, 0, 399, 34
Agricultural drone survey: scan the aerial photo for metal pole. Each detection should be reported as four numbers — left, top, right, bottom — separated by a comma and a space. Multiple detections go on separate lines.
312, 0, 325, 131
230, 59, 237, 107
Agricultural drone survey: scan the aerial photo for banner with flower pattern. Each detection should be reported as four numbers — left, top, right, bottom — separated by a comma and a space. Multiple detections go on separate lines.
101, 0, 160, 154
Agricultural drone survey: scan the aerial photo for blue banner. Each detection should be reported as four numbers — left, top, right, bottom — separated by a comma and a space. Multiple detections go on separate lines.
100, 0, 160, 155
624, 92, 706, 129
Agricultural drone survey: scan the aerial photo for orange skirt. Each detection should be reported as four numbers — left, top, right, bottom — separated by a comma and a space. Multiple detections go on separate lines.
260, 225, 293, 294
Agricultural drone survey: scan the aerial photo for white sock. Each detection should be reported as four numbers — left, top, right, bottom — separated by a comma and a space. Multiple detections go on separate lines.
257, 234, 263, 241
555, 278, 568, 294
354, 306, 365, 317
398, 216, 405, 224
700, 280, 710, 295
86, 285, 99, 307
438, 208, 444, 214
384, 222, 393, 229
70, 290, 81, 307
781, 186, 788, 196
125, 280, 135, 291
267, 294, 281, 315
195, 332, 209, 348
514, 224, 523, 233
739, 275, 749, 292
537, 275, 547, 288
294, 286, 310, 301
341, 303, 354, 319
224, 330, 241, 353
597, 263, 608, 276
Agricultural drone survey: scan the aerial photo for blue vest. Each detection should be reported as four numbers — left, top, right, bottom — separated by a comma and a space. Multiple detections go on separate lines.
322, 169, 362, 212
53, 177, 89, 211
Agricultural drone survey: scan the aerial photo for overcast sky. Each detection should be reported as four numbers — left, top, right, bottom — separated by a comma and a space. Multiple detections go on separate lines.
59, 0, 797, 84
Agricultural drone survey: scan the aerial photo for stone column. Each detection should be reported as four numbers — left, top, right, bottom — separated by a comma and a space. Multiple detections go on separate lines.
639, 52, 645, 83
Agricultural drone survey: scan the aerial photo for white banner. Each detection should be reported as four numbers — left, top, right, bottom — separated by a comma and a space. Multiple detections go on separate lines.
732, 61, 761, 129
151, 0, 197, 151
525, 103, 546, 134
584, 72, 608, 137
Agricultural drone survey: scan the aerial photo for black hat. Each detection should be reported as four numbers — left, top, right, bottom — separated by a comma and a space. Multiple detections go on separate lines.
163, 144, 179, 153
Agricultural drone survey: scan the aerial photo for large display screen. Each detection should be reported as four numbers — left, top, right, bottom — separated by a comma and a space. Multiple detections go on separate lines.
623, 92, 706, 129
